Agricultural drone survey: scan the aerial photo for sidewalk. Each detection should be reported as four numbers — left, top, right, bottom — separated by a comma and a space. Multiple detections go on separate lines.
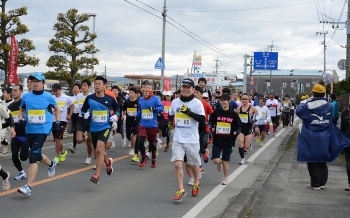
250, 134, 350, 218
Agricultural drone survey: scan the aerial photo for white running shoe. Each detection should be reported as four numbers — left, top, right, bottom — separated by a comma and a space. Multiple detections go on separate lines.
248, 145, 253, 152
85, 157, 92, 164
128, 149, 135, 156
144, 140, 149, 148
111, 141, 116, 148
146, 152, 151, 159
122, 138, 126, 147
127, 142, 131, 147
221, 177, 228, 185
239, 159, 246, 165
14, 171, 27, 180
156, 138, 162, 149
48, 159, 57, 177
18, 184, 32, 195
2, 172, 10, 191
188, 177, 194, 186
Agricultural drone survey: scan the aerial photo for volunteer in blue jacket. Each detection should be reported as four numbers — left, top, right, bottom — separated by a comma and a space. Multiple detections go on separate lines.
329, 93, 339, 125
81, 76, 120, 184
136, 81, 164, 168
297, 84, 350, 190
17, 73, 60, 196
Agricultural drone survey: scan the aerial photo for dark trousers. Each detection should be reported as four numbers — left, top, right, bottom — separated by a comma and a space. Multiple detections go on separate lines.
307, 162, 328, 187
282, 112, 290, 127
344, 147, 350, 184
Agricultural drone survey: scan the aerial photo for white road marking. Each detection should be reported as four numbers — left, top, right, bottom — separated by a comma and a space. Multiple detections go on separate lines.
0, 142, 73, 157
182, 165, 248, 218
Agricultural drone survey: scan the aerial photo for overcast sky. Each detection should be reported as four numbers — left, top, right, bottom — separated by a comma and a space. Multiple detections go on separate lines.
8, 0, 349, 79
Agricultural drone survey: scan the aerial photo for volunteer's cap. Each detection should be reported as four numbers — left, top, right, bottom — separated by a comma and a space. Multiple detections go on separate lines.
181, 78, 195, 87
311, 84, 325, 93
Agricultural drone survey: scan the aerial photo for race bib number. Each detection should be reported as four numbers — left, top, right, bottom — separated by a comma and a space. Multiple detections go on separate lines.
73, 100, 78, 105
11, 110, 20, 123
175, 112, 191, 128
92, 110, 108, 123
283, 103, 289, 107
28, 110, 46, 124
239, 114, 248, 124
142, 109, 153, 120
261, 112, 265, 117
57, 101, 65, 112
127, 108, 137, 117
78, 99, 85, 108
164, 106, 170, 114
292, 106, 295, 109
216, 122, 230, 135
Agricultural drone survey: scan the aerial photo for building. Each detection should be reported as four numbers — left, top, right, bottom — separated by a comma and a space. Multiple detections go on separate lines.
246, 69, 337, 98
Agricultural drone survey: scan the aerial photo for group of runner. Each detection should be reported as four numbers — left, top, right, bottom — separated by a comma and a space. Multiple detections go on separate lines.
0, 73, 293, 203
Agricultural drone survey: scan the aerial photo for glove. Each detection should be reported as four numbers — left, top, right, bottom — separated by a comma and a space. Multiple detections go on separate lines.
168, 121, 174, 129
112, 121, 118, 130
149, 107, 157, 112
54, 121, 60, 130
110, 114, 119, 122
83, 112, 90, 119
253, 119, 257, 123
263, 119, 268, 124
180, 104, 190, 114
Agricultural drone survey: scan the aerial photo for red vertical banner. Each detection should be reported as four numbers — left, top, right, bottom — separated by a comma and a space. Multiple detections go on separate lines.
164, 77, 171, 91
8, 34, 19, 84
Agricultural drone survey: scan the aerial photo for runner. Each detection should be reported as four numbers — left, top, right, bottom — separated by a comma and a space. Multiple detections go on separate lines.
281, 95, 292, 128
169, 78, 205, 202
136, 81, 164, 168
236, 93, 261, 165
81, 76, 120, 184
112, 85, 126, 147
289, 98, 297, 126
51, 83, 74, 164
17, 73, 59, 195
265, 93, 279, 136
0, 87, 13, 154
68, 83, 81, 152
254, 98, 270, 147
9, 84, 29, 180
210, 93, 240, 185
74, 79, 94, 164
122, 87, 139, 157
161, 91, 172, 152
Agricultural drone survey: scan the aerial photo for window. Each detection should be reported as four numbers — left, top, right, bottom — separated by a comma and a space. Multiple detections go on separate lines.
265, 79, 270, 82
306, 83, 310, 87
291, 80, 297, 83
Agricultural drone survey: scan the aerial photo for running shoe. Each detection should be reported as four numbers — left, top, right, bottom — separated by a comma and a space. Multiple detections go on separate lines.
59, 150, 67, 162
146, 152, 151, 160
131, 154, 139, 162
106, 158, 113, 175
200, 167, 204, 174
248, 145, 253, 152
188, 178, 194, 186
260, 142, 264, 147
306, 184, 320, 190
93, 165, 96, 170
252, 136, 256, 140
273, 131, 276, 137
266, 132, 269, 135
127, 142, 131, 147
90, 174, 99, 184
122, 138, 126, 147
217, 162, 223, 172
256, 137, 261, 143
144, 140, 149, 148
151, 160, 156, 168
139, 159, 148, 167
156, 138, 162, 149
18, 184, 32, 195
192, 182, 200, 197
239, 158, 246, 165
48, 159, 57, 177
14, 171, 26, 180
85, 157, 92, 164
128, 149, 135, 156
53, 156, 60, 164
174, 189, 186, 203
2, 172, 10, 191
111, 141, 116, 148
68, 146, 75, 153
164, 146, 169, 152
203, 149, 209, 163
221, 177, 228, 185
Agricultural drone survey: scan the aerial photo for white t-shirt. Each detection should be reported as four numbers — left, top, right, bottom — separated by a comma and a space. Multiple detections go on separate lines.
169, 97, 205, 143
76, 92, 91, 117
256, 106, 270, 125
265, 99, 279, 117
54, 94, 73, 122
70, 95, 80, 114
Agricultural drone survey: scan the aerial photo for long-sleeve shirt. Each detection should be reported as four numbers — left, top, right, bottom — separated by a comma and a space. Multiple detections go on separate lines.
330, 100, 339, 118
136, 96, 164, 128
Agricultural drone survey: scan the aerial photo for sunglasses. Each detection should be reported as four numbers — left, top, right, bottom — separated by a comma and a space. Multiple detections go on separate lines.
241, 98, 248, 100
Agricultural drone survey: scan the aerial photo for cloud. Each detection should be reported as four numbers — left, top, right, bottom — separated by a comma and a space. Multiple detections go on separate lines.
7, 0, 348, 80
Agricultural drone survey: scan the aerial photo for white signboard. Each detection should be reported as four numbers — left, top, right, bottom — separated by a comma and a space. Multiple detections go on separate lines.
184, 73, 219, 85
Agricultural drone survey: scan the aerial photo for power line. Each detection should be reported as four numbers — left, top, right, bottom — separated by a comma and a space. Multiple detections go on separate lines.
166, 13, 317, 24
168, 1, 315, 13
125, 0, 244, 62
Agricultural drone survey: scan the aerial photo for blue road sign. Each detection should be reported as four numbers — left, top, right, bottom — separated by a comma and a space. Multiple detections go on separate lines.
254, 52, 278, 70
155, 57, 165, 69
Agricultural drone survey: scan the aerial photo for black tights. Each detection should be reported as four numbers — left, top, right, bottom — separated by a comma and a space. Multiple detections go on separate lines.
134, 136, 139, 154
72, 132, 77, 148
139, 136, 156, 158
0, 167, 8, 180
11, 137, 29, 172
239, 147, 245, 159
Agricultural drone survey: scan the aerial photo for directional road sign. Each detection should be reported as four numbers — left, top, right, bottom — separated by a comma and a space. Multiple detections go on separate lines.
254, 52, 278, 70
155, 57, 165, 69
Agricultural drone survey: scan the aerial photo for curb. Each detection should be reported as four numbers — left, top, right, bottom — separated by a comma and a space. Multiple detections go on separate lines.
221, 125, 298, 218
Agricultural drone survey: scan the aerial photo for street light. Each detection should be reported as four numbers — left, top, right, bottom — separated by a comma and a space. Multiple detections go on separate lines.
85, 13, 96, 75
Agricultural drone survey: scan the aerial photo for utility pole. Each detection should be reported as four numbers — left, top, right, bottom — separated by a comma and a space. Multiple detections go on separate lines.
316, 30, 328, 73
214, 58, 220, 73
267, 41, 277, 93
160, 0, 166, 91
104, 62, 107, 78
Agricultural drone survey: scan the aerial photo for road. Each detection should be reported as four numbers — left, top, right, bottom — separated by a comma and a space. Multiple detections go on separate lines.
0, 125, 294, 218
